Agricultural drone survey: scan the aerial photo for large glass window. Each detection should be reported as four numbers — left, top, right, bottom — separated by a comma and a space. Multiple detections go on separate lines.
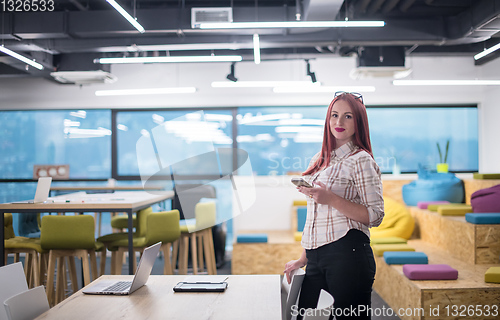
0, 110, 111, 179
236, 106, 478, 174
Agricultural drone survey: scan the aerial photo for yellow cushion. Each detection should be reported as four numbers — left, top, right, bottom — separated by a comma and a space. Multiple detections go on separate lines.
371, 243, 415, 257
370, 237, 407, 245
294, 231, 302, 242
370, 197, 414, 240
438, 205, 473, 216
485, 267, 500, 283
5, 238, 46, 253
180, 225, 195, 233
473, 173, 500, 179
293, 200, 307, 206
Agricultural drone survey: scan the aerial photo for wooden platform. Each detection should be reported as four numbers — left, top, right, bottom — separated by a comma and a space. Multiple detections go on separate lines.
232, 230, 303, 275
410, 207, 500, 264
374, 240, 500, 320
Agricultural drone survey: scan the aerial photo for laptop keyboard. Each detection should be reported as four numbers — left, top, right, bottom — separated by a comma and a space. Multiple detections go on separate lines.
103, 281, 132, 292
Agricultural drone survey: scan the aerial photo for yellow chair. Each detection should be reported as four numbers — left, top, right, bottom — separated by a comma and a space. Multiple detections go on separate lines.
107, 210, 181, 275
174, 202, 217, 275
370, 197, 415, 240
40, 215, 103, 306
4, 213, 47, 288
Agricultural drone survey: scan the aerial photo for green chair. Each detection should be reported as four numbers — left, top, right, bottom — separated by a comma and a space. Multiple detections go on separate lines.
40, 215, 104, 306
107, 210, 181, 275
110, 213, 137, 230
4, 213, 47, 288
174, 202, 217, 275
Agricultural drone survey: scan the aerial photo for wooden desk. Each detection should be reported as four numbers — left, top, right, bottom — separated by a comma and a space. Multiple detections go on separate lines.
0, 191, 174, 274
50, 185, 165, 192
35, 275, 282, 320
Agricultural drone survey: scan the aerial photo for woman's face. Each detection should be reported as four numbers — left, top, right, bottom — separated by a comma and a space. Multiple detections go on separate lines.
329, 99, 356, 147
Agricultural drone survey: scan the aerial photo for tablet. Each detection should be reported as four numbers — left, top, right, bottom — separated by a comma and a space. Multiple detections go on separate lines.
173, 282, 228, 292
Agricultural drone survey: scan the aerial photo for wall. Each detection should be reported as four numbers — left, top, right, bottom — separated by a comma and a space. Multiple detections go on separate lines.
0, 55, 498, 171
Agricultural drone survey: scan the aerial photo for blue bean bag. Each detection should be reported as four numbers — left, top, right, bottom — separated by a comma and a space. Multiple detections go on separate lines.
402, 167, 464, 206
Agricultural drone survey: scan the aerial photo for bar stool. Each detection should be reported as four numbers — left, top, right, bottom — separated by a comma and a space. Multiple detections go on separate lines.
4, 213, 47, 288
107, 210, 181, 275
174, 202, 217, 275
40, 215, 103, 306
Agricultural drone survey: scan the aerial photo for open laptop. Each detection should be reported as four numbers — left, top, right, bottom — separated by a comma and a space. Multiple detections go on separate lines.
82, 242, 161, 295
11, 177, 52, 204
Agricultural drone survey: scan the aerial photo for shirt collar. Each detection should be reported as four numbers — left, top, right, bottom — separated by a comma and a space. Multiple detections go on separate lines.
332, 141, 358, 160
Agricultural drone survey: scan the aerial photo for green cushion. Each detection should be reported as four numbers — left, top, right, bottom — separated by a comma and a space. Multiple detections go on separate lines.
94, 241, 105, 252
41, 215, 97, 250
438, 205, 473, 216
110, 214, 137, 229
428, 203, 464, 212
370, 237, 407, 245
180, 225, 195, 233
485, 267, 500, 283
97, 232, 132, 243
4, 213, 16, 240
371, 243, 415, 257
473, 173, 500, 180
5, 238, 46, 253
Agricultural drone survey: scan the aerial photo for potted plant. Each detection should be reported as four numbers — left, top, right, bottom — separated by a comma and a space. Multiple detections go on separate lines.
436, 140, 449, 173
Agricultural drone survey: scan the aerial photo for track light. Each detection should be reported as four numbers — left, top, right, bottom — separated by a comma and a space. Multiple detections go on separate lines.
0, 46, 44, 70
106, 0, 145, 33
305, 60, 317, 83
226, 63, 237, 82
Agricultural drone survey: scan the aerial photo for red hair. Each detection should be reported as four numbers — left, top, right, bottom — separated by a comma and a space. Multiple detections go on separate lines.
303, 93, 373, 176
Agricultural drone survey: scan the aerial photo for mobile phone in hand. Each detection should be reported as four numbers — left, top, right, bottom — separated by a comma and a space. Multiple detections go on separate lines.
291, 178, 313, 188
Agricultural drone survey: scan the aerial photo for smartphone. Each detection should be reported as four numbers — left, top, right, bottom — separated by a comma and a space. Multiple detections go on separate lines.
291, 178, 313, 188
173, 282, 228, 292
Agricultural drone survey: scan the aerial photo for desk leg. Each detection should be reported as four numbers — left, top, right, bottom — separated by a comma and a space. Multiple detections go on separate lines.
0, 210, 4, 266
127, 209, 134, 275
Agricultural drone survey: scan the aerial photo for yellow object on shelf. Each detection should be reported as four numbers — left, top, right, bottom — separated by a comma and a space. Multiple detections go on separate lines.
293, 200, 307, 206
294, 232, 302, 242
437, 205, 473, 216
436, 163, 449, 173
370, 237, 407, 245
371, 243, 415, 257
485, 267, 500, 283
473, 173, 500, 179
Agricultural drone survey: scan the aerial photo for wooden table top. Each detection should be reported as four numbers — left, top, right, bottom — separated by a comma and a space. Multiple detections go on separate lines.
0, 191, 174, 211
50, 185, 165, 191
35, 275, 282, 320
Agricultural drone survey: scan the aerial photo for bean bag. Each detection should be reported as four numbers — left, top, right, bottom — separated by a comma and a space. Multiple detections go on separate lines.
370, 197, 415, 240
471, 184, 500, 213
402, 168, 464, 206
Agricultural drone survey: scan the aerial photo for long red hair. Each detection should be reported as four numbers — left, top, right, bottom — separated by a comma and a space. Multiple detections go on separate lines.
303, 93, 373, 176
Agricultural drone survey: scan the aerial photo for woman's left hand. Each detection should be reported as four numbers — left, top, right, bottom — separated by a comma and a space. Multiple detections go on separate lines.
298, 181, 337, 206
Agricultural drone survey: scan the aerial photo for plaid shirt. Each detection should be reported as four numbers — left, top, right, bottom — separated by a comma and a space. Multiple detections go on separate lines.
301, 141, 385, 250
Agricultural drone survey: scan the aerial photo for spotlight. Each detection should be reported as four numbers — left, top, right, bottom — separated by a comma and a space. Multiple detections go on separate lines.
226, 62, 238, 82
305, 59, 317, 83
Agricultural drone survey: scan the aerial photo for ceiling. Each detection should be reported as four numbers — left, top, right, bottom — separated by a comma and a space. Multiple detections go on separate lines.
1, 0, 500, 81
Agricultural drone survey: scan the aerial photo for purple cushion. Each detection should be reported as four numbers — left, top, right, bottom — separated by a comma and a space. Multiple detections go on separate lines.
403, 264, 458, 280
471, 184, 500, 213
417, 201, 450, 209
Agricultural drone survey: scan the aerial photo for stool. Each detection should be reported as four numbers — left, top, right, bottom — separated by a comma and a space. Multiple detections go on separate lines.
383, 251, 428, 265
236, 234, 268, 243
403, 264, 458, 280
370, 237, 407, 245
465, 213, 500, 224
107, 210, 180, 275
371, 243, 415, 257
174, 202, 217, 275
485, 267, 500, 283
41, 215, 103, 306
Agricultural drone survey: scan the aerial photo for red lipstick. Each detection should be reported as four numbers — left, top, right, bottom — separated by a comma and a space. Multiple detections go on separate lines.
335, 128, 345, 132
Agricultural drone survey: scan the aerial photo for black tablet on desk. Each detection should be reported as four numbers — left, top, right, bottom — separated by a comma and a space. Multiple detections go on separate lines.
173, 282, 228, 292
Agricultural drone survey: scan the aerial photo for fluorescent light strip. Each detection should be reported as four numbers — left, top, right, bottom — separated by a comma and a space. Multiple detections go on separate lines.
199, 21, 385, 29
0, 46, 44, 70
393, 80, 500, 86
95, 87, 196, 96
106, 0, 145, 33
253, 34, 260, 65
96, 55, 242, 64
474, 43, 500, 60
273, 86, 376, 93
212, 81, 320, 88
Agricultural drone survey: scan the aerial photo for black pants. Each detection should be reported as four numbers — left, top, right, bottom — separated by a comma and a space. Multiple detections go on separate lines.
297, 229, 376, 320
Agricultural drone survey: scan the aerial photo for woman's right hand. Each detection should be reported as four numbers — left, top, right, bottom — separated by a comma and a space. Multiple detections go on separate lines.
284, 258, 307, 284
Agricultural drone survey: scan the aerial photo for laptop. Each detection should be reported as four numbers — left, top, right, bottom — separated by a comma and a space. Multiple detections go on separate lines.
82, 242, 161, 295
11, 177, 52, 204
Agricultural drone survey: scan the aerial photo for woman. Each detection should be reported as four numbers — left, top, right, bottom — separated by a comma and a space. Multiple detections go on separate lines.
284, 92, 384, 320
